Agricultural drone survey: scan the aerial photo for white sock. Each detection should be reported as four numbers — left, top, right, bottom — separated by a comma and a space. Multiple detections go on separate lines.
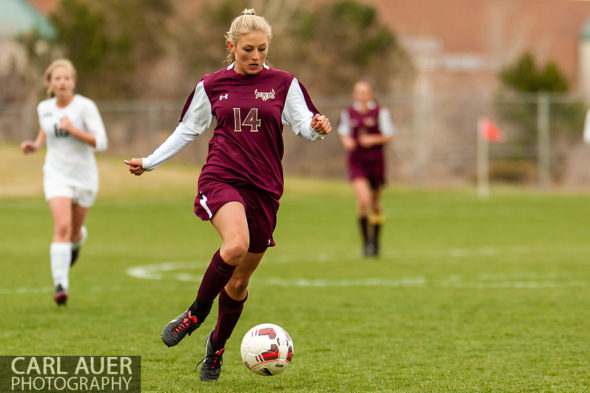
50, 242, 72, 290
72, 226, 88, 250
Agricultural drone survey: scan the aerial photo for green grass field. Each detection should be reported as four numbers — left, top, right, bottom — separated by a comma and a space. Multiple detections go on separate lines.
1, 145, 590, 392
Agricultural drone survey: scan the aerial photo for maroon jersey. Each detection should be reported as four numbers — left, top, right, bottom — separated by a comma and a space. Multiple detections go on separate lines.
345, 106, 385, 163
165, 65, 321, 200
338, 103, 395, 188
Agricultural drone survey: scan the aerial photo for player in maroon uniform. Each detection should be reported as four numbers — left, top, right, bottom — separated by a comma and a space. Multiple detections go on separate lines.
338, 81, 394, 257
125, 9, 331, 382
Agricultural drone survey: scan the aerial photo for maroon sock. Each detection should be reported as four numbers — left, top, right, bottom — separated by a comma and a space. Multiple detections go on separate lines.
211, 289, 247, 350
196, 249, 236, 305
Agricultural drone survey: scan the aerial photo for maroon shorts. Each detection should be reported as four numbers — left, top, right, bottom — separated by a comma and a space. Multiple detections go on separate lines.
348, 154, 385, 190
194, 181, 279, 253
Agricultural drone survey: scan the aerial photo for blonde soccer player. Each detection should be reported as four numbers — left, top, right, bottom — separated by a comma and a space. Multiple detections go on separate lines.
338, 81, 395, 257
21, 59, 108, 306
125, 9, 331, 381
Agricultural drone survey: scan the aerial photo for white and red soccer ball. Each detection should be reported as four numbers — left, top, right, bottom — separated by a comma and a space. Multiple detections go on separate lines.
240, 323, 294, 376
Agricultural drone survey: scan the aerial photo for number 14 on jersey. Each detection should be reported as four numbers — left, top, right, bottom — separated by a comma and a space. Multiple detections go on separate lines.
233, 108, 261, 132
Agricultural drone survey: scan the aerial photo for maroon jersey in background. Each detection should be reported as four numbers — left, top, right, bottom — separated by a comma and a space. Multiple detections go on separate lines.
346, 105, 384, 164
338, 103, 395, 188
180, 66, 319, 200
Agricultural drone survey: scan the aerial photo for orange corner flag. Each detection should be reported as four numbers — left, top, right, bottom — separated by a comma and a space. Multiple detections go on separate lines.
478, 117, 504, 142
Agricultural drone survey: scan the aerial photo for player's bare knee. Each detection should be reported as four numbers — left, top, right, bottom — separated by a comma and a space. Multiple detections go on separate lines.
222, 239, 249, 263
53, 224, 71, 241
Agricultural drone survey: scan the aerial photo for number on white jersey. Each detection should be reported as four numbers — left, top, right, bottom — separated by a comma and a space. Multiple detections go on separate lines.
53, 124, 69, 138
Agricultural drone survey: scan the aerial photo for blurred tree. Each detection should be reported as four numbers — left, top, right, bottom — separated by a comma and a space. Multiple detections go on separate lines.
22, 0, 412, 99
22, 0, 173, 99
177, 0, 414, 96
495, 51, 586, 181
287, 0, 414, 95
500, 52, 569, 93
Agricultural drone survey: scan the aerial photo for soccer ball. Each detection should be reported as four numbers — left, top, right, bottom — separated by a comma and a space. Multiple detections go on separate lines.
240, 323, 294, 376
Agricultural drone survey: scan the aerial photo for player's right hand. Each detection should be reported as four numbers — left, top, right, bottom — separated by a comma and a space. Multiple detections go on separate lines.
20, 141, 37, 154
310, 114, 331, 135
342, 136, 356, 152
125, 158, 145, 176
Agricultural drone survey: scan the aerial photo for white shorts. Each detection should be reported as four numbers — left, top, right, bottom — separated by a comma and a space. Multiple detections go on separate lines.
44, 182, 97, 208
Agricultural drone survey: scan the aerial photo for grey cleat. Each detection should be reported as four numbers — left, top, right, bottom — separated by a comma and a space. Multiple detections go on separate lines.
161, 310, 201, 347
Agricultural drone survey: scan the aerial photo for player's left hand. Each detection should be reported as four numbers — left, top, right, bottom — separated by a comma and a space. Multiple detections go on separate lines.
311, 114, 331, 135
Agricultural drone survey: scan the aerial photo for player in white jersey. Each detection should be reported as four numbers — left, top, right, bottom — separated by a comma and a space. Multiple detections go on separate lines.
20, 59, 108, 306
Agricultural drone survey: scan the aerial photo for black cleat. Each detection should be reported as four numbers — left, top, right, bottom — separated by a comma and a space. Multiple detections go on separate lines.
70, 246, 81, 267
371, 239, 380, 257
363, 242, 376, 257
54, 284, 68, 306
71, 226, 87, 267
161, 310, 201, 347
197, 331, 224, 381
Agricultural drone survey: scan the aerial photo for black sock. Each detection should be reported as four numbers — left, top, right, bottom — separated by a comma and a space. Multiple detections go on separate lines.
188, 297, 213, 324
372, 224, 381, 251
359, 217, 369, 245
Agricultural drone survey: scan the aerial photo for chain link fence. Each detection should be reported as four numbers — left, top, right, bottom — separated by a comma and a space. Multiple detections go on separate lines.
2, 93, 590, 190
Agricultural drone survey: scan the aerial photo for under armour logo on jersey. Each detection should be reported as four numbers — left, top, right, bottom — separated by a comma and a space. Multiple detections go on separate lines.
219, 93, 229, 101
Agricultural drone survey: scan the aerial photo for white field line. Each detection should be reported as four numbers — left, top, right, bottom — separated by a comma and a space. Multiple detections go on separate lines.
122, 251, 589, 289
0, 285, 125, 295
1, 272, 586, 295
3, 245, 588, 295
268, 245, 590, 264
1, 275, 586, 295
126, 260, 210, 280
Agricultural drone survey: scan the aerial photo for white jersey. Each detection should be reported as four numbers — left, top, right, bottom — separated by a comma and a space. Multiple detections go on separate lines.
37, 95, 108, 192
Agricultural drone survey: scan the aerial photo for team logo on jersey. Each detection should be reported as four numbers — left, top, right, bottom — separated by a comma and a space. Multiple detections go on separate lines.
363, 117, 377, 127
219, 93, 229, 101
254, 89, 275, 102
